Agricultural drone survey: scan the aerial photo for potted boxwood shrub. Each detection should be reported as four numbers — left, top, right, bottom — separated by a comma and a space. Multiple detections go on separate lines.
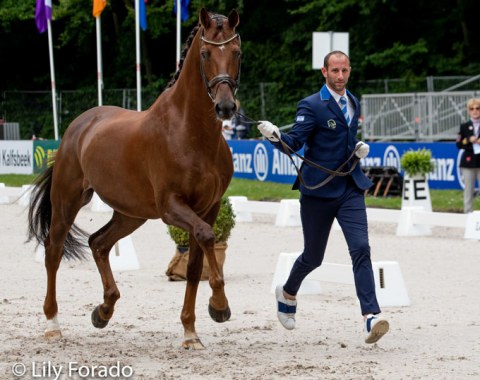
400, 148, 435, 178
165, 197, 236, 281
400, 148, 435, 211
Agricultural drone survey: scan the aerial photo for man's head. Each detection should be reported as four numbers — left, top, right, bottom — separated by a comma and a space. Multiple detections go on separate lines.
321, 51, 351, 95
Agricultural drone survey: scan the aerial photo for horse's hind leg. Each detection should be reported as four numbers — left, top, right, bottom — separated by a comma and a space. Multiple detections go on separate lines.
88, 211, 146, 328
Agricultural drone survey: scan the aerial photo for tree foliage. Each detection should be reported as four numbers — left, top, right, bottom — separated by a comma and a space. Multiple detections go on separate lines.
1, 0, 479, 137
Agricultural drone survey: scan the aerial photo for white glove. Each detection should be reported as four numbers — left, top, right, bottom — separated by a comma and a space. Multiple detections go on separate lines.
355, 141, 370, 159
258, 120, 280, 142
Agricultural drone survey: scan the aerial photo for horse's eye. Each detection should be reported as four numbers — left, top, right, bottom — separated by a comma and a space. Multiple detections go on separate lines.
201, 51, 209, 60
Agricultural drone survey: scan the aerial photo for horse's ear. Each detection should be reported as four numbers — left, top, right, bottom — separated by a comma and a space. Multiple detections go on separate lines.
228, 9, 239, 28
200, 8, 210, 28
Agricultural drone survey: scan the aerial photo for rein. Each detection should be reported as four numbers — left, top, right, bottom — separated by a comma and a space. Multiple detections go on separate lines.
235, 112, 361, 190
200, 32, 241, 102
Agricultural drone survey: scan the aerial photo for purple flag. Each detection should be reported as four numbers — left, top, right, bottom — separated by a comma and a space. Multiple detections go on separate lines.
35, 0, 52, 34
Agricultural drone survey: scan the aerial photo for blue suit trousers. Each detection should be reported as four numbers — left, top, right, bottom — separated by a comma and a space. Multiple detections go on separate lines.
284, 186, 381, 315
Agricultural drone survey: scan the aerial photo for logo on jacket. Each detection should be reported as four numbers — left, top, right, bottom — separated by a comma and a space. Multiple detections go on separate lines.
327, 119, 336, 129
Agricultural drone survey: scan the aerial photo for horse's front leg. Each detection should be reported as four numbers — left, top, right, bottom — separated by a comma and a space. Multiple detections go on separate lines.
164, 198, 230, 350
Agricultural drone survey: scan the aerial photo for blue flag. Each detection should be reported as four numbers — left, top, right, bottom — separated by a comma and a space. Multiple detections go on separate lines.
173, 0, 190, 22
139, 0, 147, 31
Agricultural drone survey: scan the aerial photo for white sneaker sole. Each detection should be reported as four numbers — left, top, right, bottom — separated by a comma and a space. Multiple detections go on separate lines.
365, 319, 389, 344
275, 285, 296, 330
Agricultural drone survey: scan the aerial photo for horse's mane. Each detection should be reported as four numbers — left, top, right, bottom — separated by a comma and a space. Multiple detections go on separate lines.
166, 13, 229, 89
166, 24, 201, 89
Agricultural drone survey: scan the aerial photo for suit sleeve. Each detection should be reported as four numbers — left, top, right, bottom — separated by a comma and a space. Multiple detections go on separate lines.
271, 98, 316, 153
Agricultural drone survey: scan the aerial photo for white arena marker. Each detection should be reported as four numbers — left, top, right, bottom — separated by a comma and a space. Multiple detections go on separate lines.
464, 211, 480, 240
228, 196, 253, 222
91, 192, 113, 212
0, 183, 10, 204
275, 199, 301, 227
109, 236, 140, 271
271, 253, 410, 307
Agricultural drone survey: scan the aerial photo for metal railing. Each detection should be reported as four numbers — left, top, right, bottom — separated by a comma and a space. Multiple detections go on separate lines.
362, 91, 480, 141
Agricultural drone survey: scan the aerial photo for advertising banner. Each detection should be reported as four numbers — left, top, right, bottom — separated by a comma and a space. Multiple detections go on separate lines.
0, 141, 34, 174
228, 140, 464, 190
33, 140, 60, 174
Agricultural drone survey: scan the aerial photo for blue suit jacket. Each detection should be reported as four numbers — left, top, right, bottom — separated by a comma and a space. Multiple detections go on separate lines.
272, 85, 372, 198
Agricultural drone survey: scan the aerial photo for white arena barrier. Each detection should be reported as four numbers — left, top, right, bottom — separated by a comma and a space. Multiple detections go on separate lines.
271, 252, 410, 307
35, 236, 140, 271
91, 192, 113, 212
109, 236, 140, 271
18, 184, 33, 207
0, 183, 10, 204
228, 196, 280, 222
274, 199, 301, 227
464, 211, 480, 240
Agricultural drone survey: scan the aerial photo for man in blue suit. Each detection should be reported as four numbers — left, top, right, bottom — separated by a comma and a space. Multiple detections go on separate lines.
258, 51, 389, 344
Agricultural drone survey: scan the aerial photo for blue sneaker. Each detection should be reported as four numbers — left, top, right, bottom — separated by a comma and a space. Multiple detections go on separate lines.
364, 314, 389, 344
275, 285, 296, 330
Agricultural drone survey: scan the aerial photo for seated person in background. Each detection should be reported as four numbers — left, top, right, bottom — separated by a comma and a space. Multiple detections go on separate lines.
222, 119, 235, 140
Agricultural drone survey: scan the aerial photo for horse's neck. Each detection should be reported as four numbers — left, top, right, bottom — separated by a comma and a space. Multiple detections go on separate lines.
151, 34, 219, 135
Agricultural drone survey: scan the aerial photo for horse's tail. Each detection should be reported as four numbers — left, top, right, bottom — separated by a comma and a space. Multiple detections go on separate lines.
27, 165, 88, 261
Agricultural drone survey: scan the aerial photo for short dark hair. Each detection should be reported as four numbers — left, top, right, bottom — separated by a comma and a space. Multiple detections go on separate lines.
323, 51, 350, 68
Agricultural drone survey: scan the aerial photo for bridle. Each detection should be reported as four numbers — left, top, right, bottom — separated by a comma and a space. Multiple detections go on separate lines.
200, 30, 241, 102
236, 112, 361, 190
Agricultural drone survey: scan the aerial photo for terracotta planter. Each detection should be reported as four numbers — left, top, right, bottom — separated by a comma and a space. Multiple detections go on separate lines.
165, 242, 227, 281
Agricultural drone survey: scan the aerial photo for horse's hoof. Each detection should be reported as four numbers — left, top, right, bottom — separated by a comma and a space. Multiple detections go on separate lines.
182, 338, 205, 350
208, 303, 231, 323
91, 306, 109, 329
44, 330, 62, 340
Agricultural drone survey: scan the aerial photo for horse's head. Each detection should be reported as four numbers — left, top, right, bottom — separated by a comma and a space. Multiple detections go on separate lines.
199, 8, 241, 120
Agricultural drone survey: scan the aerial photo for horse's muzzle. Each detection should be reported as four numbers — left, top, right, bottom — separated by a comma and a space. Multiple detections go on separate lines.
215, 99, 237, 120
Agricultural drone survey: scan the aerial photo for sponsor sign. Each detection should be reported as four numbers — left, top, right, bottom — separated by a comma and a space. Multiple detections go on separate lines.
0, 141, 34, 174
227, 141, 464, 190
33, 140, 60, 173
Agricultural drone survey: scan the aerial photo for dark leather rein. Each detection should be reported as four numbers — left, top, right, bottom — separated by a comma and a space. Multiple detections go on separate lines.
236, 112, 360, 190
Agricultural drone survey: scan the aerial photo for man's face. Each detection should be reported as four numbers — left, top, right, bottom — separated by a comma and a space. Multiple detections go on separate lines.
321, 54, 351, 94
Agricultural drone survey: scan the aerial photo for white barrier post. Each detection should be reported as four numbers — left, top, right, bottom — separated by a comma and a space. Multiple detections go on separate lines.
271, 254, 410, 307
109, 236, 140, 271
270, 252, 322, 295
464, 211, 480, 240
0, 183, 9, 204
396, 206, 432, 236
18, 184, 33, 207
228, 196, 253, 222
275, 199, 301, 227
34, 236, 140, 271
91, 192, 113, 212
372, 261, 410, 307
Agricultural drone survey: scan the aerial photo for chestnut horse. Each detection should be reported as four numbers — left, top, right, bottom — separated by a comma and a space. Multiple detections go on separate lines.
27, 8, 241, 350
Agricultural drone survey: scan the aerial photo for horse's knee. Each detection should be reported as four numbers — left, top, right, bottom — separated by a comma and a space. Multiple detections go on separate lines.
193, 225, 215, 247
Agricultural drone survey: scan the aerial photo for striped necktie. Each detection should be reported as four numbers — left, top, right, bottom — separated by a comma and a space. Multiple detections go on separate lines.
339, 96, 350, 125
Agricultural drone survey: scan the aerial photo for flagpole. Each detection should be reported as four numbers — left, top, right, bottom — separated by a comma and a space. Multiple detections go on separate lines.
46, 18, 59, 140
135, 0, 142, 111
176, 0, 181, 69
95, 16, 103, 106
